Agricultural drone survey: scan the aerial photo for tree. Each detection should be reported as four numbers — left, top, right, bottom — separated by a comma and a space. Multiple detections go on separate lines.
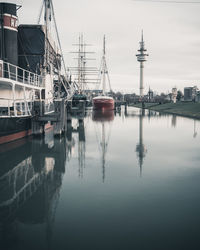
176, 90, 183, 101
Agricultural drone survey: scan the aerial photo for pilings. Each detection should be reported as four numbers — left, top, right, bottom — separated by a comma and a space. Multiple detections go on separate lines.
115, 101, 127, 112
32, 98, 86, 138
53, 99, 66, 136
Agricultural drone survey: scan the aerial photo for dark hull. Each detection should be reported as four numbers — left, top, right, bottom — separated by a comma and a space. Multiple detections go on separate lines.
93, 98, 114, 111
0, 117, 54, 145
0, 117, 32, 144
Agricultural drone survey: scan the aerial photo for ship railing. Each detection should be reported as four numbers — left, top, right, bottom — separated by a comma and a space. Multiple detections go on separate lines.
0, 98, 34, 117
1, 62, 44, 88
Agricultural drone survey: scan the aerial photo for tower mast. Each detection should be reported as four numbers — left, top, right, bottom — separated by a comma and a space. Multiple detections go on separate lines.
102, 35, 106, 95
99, 35, 112, 96
136, 31, 149, 98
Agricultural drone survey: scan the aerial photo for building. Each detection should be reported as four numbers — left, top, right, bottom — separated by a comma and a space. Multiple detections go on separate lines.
172, 88, 177, 103
184, 86, 198, 101
195, 91, 200, 102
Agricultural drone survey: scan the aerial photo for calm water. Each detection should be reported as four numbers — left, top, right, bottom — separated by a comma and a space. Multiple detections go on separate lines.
0, 107, 200, 250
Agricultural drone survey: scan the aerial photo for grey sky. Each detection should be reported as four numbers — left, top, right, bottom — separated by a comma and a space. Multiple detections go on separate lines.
9, 0, 200, 93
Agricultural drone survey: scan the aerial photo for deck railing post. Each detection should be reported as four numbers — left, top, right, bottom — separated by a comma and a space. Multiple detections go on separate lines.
23, 69, 25, 84
8, 63, 11, 79
15, 65, 17, 81
12, 84, 16, 116
8, 100, 10, 116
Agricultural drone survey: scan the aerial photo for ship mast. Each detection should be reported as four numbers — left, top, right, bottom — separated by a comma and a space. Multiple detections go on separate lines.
102, 35, 106, 95
44, 0, 51, 70
70, 34, 99, 94
99, 35, 112, 96
37, 0, 76, 99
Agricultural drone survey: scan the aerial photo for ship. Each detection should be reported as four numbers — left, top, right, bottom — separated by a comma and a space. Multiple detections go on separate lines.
0, 1, 71, 145
92, 35, 114, 111
70, 34, 99, 107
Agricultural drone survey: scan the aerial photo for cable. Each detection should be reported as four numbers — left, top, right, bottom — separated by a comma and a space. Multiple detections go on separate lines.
49, 0, 68, 78
37, 0, 44, 24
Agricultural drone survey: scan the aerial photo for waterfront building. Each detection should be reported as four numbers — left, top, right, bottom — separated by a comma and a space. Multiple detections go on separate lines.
172, 88, 177, 103
184, 86, 198, 101
148, 87, 154, 102
195, 91, 200, 102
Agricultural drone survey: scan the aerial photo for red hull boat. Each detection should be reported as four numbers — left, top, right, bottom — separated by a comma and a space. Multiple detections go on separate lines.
92, 96, 114, 111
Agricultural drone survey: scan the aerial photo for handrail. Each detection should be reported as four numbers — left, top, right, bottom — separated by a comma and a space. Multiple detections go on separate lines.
0, 98, 34, 117
0, 61, 45, 88
0, 98, 55, 117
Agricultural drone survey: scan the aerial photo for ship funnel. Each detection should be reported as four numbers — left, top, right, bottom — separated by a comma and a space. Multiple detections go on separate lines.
0, 2, 18, 65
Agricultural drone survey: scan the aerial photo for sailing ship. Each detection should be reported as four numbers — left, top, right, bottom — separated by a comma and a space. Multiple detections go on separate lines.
70, 34, 99, 106
0, 1, 71, 145
92, 36, 114, 111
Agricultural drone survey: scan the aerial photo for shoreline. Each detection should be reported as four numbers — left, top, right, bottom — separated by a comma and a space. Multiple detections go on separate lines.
130, 102, 200, 120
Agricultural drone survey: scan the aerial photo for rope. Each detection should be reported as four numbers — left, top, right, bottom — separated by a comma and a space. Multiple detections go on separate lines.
37, 0, 44, 24
49, 0, 68, 78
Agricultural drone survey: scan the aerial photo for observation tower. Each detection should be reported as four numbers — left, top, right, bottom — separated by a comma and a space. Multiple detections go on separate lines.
136, 31, 149, 98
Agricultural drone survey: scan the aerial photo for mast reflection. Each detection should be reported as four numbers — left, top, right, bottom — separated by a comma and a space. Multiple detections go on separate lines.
193, 120, 197, 138
171, 115, 177, 128
93, 110, 114, 182
66, 118, 86, 178
0, 132, 67, 249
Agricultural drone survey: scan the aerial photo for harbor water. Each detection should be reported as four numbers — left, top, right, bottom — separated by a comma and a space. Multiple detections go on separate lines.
0, 107, 200, 250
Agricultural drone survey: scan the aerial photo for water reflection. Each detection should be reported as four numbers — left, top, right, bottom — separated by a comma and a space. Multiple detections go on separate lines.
193, 120, 197, 138
171, 115, 177, 128
1, 107, 200, 250
0, 134, 66, 249
93, 110, 114, 182
66, 119, 86, 178
136, 109, 147, 177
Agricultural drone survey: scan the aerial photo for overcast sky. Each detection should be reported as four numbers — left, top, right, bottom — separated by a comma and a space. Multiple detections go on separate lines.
7, 0, 200, 94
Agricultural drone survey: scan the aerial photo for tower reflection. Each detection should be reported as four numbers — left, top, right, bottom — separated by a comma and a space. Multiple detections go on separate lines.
136, 109, 147, 177
93, 110, 114, 182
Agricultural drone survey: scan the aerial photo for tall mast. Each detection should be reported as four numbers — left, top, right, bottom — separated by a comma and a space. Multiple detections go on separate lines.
70, 34, 98, 94
99, 35, 112, 96
103, 35, 106, 56
44, 0, 51, 33
44, 0, 51, 70
102, 35, 106, 95
0, 5, 4, 61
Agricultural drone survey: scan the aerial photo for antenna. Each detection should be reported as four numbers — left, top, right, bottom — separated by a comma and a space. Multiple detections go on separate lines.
103, 35, 106, 56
